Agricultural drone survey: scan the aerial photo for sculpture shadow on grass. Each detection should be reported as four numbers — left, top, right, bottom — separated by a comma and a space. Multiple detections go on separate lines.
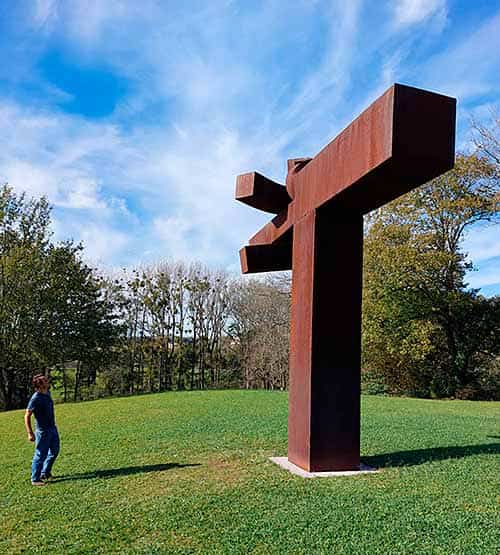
54, 462, 200, 483
364, 442, 500, 469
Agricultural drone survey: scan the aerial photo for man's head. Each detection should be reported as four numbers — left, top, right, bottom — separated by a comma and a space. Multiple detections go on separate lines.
32, 374, 50, 393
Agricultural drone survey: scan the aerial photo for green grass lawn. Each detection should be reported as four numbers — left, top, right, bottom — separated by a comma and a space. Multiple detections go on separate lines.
1, 391, 499, 554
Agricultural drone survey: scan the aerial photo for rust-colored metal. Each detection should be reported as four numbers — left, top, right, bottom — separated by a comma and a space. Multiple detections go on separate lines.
236, 83, 456, 471
236, 172, 291, 214
239, 230, 292, 274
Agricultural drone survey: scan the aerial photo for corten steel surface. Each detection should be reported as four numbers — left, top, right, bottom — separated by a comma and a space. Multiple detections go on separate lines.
235, 83, 456, 472
236, 172, 291, 214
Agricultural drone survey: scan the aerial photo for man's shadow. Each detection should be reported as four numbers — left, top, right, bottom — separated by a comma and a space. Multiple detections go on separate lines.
54, 462, 200, 483
364, 442, 499, 468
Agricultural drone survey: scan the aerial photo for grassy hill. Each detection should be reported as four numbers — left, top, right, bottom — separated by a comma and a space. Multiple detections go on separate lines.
1, 391, 499, 554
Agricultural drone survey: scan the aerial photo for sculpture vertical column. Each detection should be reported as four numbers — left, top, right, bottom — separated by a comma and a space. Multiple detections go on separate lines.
288, 203, 363, 471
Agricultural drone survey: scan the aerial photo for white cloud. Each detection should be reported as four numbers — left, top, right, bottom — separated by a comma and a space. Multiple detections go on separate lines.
0, 101, 138, 267
0, 96, 268, 270
1, 159, 58, 199
52, 0, 147, 44
79, 225, 129, 264
56, 178, 107, 210
2, 0, 498, 297
463, 224, 500, 293
146, 123, 271, 266
33, 0, 58, 27
463, 225, 500, 263
1, 157, 121, 214
394, 0, 447, 26
420, 11, 500, 101
153, 216, 196, 261
466, 264, 500, 289
284, 0, 362, 127
51, 217, 130, 265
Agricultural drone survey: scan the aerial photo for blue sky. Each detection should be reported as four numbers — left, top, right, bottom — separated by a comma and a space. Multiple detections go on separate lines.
0, 0, 499, 294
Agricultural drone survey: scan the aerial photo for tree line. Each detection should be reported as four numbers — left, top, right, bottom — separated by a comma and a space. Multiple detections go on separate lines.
1, 117, 499, 410
0, 183, 290, 409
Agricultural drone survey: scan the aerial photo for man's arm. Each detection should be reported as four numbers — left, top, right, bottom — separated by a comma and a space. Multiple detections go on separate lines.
25, 410, 35, 442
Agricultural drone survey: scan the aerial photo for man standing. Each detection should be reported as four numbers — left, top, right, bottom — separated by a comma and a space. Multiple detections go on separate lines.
24, 374, 60, 486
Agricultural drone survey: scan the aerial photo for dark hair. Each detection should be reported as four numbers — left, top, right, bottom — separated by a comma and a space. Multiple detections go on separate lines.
32, 374, 47, 389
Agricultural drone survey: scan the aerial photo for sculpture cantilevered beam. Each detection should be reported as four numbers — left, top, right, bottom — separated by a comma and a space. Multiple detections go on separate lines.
236, 84, 456, 472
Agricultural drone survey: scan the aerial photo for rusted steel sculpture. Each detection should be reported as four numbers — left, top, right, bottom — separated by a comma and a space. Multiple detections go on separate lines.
236, 84, 456, 472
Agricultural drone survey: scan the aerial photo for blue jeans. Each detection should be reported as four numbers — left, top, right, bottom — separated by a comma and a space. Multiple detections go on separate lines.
31, 427, 60, 482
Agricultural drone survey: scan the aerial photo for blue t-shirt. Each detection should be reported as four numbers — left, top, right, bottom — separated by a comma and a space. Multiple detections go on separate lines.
27, 392, 56, 431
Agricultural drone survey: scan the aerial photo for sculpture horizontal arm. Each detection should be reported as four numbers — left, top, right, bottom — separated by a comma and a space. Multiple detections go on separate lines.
289, 83, 456, 219
240, 83, 456, 254
240, 230, 292, 274
236, 172, 291, 214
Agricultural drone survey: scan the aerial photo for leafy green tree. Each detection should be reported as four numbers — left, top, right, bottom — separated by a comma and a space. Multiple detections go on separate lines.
0, 185, 52, 408
362, 154, 499, 398
0, 185, 121, 409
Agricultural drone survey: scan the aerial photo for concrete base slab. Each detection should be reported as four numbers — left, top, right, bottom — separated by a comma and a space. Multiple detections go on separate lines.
270, 457, 379, 478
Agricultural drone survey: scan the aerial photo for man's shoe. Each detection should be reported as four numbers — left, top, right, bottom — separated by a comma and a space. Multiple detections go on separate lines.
31, 481, 46, 486
41, 472, 53, 481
